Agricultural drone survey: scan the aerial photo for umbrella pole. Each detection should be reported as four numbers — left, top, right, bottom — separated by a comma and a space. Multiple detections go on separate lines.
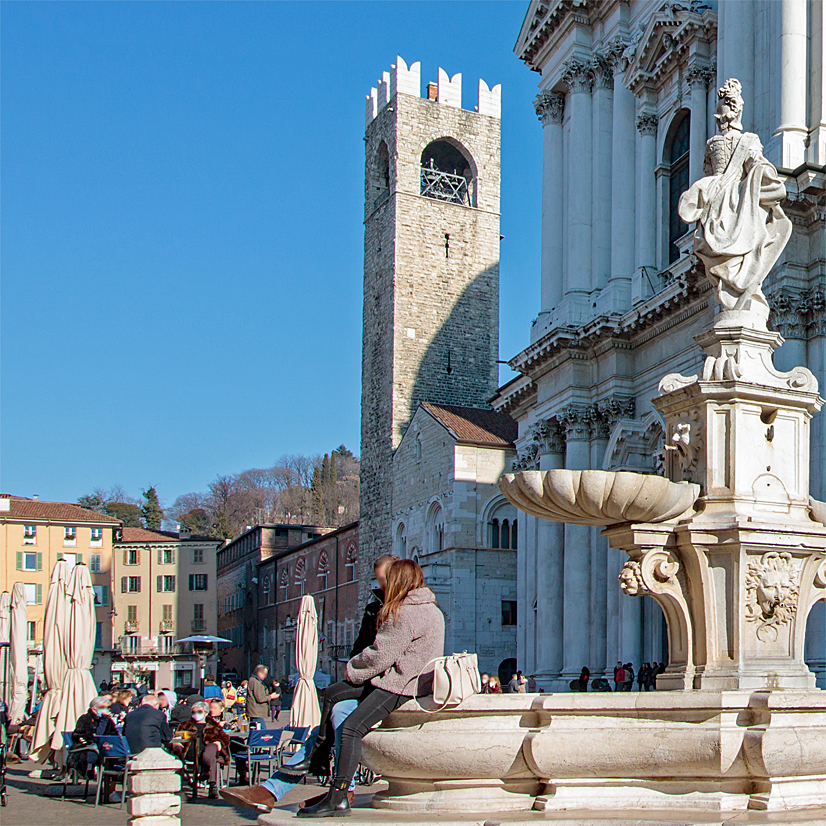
29, 653, 41, 715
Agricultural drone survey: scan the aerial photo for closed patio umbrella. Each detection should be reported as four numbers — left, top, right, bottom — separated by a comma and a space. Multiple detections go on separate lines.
289, 595, 320, 729
53, 563, 98, 743
31, 559, 71, 759
9, 582, 29, 723
0, 591, 10, 704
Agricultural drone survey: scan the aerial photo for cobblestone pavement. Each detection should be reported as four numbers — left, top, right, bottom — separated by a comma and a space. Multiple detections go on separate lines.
2, 762, 384, 825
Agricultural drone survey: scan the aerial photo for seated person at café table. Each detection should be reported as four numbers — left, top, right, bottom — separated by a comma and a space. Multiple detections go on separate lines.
67, 696, 118, 778
171, 700, 230, 798
122, 694, 173, 754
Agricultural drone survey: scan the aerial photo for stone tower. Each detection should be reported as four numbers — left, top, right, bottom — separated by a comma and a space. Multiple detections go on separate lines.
359, 57, 502, 601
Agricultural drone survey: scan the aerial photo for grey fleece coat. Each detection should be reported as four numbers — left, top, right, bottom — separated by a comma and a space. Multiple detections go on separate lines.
345, 587, 445, 697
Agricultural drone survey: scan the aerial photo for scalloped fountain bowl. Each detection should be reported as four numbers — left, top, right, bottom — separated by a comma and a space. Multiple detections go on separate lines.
499, 469, 699, 526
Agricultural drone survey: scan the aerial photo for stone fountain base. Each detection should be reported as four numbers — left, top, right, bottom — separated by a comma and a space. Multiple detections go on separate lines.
260, 692, 826, 823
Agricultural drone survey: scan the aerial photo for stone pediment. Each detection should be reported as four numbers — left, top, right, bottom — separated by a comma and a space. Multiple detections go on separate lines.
515, 0, 594, 70
623, 2, 716, 91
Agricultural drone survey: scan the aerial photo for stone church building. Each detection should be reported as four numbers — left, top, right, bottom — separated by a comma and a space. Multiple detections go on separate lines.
359, 60, 521, 680
492, 0, 826, 690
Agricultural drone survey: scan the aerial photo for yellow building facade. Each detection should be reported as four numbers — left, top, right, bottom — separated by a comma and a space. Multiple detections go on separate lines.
0, 495, 121, 665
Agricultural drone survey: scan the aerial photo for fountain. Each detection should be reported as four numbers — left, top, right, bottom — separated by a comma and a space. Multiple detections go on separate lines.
259, 81, 826, 824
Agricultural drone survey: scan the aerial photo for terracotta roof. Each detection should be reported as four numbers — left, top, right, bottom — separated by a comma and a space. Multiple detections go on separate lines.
0, 497, 122, 525
118, 527, 218, 544
421, 403, 517, 447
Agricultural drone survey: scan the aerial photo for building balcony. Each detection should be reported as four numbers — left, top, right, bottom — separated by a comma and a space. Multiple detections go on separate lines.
124, 620, 139, 634
118, 642, 186, 657
159, 619, 175, 633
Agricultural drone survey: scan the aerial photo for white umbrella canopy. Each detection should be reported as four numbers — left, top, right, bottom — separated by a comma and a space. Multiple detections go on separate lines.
31, 559, 72, 758
9, 583, 29, 724
290, 595, 320, 729
0, 590, 10, 705
53, 563, 98, 742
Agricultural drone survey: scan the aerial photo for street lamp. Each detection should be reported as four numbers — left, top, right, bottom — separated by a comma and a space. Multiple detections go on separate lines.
176, 635, 231, 694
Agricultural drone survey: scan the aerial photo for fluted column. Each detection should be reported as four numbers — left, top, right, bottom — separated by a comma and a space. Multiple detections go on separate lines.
534, 421, 565, 683
563, 60, 593, 298
591, 56, 614, 291
561, 408, 591, 679
588, 411, 609, 677
609, 44, 635, 309
775, 0, 808, 168
534, 92, 566, 312
634, 112, 658, 303
686, 66, 711, 185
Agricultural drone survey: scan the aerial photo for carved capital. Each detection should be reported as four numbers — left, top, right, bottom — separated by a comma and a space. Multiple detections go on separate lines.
636, 112, 659, 136
597, 396, 636, 428
592, 53, 614, 89
559, 406, 590, 440
562, 59, 594, 94
512, 442, 539, 472
768, 287, 826, 340
533, 419, 566, 455
534, 91, 565, 125
606, 37, 629, 72
686, 63, 713, 91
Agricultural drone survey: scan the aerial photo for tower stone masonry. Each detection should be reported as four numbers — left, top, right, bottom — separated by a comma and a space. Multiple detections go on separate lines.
359, 57, 502, 604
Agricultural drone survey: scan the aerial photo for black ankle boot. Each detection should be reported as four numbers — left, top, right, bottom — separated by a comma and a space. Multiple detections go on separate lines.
281, 739, 332, 777
296, 780, 351, 818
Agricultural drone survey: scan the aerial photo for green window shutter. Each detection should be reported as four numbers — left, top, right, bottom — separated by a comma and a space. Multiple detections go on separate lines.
157, 575, 162, 592
35, 584, 42, 604
76, 553, 82, 563
171, 549, 176, 564
188, 574, 194, 591
36, 552, 42, 571
16, 552, 22, 570
121, 577, 127, 593
101, 585, 109, 606
157, 548, 163, 564
123, 550, 129, 565
136, 577, 141, 593
57, 552, 63, 562
170, 575, 176, 593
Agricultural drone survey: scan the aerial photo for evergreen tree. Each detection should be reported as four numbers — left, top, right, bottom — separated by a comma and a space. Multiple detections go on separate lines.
105, 501, 143, 527
141, 486, 164, 530
77, 492, 107, 513
211, 510, 233, 540
310, 466, 324, 524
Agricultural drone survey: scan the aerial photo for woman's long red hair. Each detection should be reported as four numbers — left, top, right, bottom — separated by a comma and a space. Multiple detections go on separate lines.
377, 559, 425, 627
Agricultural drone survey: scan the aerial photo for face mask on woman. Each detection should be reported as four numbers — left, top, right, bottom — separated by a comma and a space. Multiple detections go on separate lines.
192, 711, 206, 722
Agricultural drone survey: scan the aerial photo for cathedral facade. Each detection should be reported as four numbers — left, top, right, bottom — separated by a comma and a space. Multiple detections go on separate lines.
493, 0, 826, 689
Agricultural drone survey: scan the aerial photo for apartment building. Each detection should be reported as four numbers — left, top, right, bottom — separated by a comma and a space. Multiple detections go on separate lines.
112, 526, 221, 691
0, 494, 121, 683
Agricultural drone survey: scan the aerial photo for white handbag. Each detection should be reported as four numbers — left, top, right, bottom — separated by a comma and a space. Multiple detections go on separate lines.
415, 651, 481, 712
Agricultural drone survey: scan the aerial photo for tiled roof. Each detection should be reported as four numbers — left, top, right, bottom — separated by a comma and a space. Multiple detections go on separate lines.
0, 497, 122, 525
421, 403, 517, 447
118, 527, 218, 544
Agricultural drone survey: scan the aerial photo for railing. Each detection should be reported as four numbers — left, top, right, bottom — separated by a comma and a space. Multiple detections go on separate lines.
420, 166, 471, 206
159, 620, 175, 633
118, 643, 186, 657
124, 620, 139, 634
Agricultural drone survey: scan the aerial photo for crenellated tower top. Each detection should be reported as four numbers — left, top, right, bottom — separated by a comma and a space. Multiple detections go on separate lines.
365, 55, 501, 126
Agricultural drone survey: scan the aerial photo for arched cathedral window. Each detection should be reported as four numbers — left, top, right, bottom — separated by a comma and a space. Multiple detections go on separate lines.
394, 523, 407, 558
667, 112, 691, 264
426, 502, 445, 554
420, 139, 476, 207
487, 502, 518, 549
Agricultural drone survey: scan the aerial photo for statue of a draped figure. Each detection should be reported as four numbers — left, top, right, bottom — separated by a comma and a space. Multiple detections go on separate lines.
678, 79, 792, 329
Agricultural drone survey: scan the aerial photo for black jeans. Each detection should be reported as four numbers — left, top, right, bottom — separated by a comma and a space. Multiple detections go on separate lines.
316, 681, 406, 786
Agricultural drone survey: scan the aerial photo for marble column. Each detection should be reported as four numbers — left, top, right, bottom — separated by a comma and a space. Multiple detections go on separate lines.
561, 408, 591, 679
535, 421, 565, 684
609, 46, 635, 309
809, 0, 826, 165
686, 66, 710, 185
591, 57, 614, 292
534, 92, 566, 312
563, 60, 593, 298
721, 0, 754, 131
634, 112, 658, 303
588, 414, 609, 677
775, 0, 808, 168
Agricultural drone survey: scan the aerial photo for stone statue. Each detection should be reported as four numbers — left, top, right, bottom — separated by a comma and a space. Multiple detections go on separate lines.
678, 79, 792, 329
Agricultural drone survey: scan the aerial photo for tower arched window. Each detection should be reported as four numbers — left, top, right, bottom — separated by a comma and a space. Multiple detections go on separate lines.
426, 502, 445, 554
667, 112, 691, 264
369, 141, 391, 210
420, 139, 476, 207
486, 501, 518, 549
394, 523, 408, 558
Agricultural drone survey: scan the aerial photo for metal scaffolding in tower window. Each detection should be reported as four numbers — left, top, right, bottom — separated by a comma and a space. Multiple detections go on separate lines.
420, 160, 472, 206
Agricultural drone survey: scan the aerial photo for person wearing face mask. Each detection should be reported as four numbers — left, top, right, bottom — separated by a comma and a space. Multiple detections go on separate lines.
66, 697, 118, 779
172, 701, 230, 798
122, 694, 173, 755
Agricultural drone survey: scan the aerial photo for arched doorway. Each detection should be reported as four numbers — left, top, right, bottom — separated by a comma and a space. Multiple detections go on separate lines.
498, 657, 517, 688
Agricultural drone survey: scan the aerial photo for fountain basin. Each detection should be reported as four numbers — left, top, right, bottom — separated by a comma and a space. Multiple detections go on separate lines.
499, 470, 699, 526
353, 692, 826, 814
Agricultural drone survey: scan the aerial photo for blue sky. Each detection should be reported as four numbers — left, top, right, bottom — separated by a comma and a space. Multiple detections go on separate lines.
1, 0, 541, 506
